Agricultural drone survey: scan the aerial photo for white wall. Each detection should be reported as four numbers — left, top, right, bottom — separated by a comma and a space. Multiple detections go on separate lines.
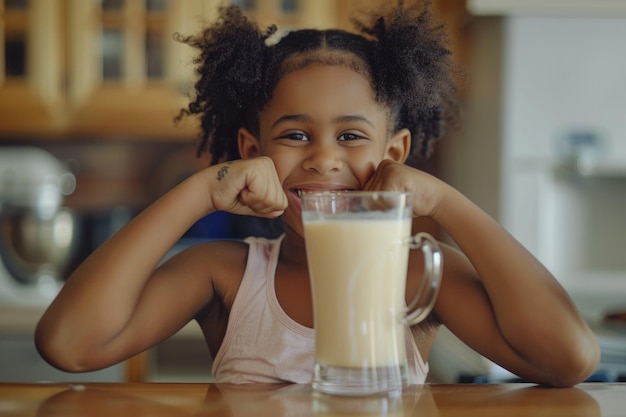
503, 16, 626, 162
500, 15, 626, 302
433, 14, 626, 382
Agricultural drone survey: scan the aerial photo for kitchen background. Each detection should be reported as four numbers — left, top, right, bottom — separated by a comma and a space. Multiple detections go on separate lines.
0, 0, 625, 383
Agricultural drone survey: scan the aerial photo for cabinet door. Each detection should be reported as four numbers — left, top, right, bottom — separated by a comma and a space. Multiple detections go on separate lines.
0, 0, 469, 140
0, 0, 212, 140
66, 0, 210, 140
0, 0, 65, 137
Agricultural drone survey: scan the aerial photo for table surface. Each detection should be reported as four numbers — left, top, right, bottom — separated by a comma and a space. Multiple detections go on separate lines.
0, 382, 623, 417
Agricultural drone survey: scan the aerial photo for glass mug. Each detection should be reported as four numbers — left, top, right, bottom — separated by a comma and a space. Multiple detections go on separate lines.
301, 191, 442, 396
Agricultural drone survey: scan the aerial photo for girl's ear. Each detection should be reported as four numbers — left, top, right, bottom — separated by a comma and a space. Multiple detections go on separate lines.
385, 128, 411, 163
238, 128, 261, 160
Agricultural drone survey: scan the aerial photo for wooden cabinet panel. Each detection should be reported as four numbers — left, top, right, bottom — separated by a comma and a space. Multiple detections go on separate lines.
0, 0, 205, 140
0, 0, 468, 140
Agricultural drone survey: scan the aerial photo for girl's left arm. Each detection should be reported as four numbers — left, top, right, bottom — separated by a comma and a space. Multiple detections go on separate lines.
368, 160, 600, 387
431, 184, 599, 387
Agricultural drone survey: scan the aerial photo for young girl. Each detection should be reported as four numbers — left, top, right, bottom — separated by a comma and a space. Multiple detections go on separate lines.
35, 2, 599, 387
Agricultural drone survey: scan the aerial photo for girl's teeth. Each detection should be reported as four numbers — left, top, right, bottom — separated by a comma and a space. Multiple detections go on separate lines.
294, 189, 353, 197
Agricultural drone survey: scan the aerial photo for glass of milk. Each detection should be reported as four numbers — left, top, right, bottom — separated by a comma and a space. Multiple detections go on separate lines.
302, 191, 442, 396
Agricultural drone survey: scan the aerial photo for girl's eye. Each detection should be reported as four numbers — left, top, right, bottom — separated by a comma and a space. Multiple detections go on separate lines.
338, 132, 366, 141
278, 132, 309, 141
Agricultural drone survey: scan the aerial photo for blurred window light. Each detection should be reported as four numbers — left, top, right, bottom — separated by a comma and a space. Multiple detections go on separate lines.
4, 35, 26, 77
146, 30, 164, 78
281, 0, 298, 13
102, 28, 124, 80
232, 0, 256, 11
4, 0, 28, 10
146, 0, 167, 12
101, 0, 124, 12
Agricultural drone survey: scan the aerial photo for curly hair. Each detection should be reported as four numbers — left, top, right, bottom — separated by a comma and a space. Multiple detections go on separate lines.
175, 0, 460, 166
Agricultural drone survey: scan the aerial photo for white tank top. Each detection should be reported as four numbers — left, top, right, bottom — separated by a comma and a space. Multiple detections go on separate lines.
211, 235, 429, 384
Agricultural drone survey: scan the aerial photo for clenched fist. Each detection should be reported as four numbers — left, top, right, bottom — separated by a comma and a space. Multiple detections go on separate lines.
364, 159, 448, 218
204, 157, 288, 218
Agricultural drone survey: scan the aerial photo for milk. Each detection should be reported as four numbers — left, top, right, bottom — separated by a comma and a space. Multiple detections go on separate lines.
303, 217, 411, 369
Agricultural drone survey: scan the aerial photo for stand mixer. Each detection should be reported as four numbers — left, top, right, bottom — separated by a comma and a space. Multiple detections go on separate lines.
0, 146, 77, 308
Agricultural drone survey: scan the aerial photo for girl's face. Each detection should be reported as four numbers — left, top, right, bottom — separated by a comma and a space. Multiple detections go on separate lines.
239, 64, 409, 235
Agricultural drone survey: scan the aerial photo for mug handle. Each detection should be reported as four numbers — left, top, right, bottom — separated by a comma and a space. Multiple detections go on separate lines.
403, 232, 443, 326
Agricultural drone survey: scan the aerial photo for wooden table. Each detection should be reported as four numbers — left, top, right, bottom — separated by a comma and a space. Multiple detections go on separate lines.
0, 382, 623, 416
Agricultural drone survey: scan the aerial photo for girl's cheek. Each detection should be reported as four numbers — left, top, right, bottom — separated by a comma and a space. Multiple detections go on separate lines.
356, 157, 380, 183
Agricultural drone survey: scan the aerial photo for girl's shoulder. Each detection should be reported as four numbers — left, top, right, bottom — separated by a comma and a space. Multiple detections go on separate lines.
185, 238, 251, 275
167, 239, 251, 305
169, 239, 250, 267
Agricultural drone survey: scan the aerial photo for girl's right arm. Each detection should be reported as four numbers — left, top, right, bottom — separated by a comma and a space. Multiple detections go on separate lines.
35, 157, 286, 372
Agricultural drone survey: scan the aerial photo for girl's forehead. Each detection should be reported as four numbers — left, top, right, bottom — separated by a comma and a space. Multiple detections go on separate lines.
261, 64, 389, 131
278, 50, 371, 83
271, 64, 380, 109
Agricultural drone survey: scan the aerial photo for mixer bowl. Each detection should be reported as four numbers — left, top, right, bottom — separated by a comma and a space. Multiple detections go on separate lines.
0, 206, 77, 285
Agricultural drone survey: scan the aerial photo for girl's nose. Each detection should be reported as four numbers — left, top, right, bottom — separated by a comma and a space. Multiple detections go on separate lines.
302, 142, 344, 175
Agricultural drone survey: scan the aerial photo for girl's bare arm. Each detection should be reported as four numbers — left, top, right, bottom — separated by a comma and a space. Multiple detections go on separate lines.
369, 160, 599, 387
35, 157, 286, 372
431, 188, 599, 387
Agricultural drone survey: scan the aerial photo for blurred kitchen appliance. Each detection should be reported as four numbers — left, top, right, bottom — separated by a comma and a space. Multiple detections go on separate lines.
0, 147, 77, 307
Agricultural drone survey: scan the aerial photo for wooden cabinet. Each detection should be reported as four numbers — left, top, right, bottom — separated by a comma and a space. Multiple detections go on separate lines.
0, 0, 467, 141
64, 0, 217, 140
0, 0, 64, 136
0, 0, 216, 140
